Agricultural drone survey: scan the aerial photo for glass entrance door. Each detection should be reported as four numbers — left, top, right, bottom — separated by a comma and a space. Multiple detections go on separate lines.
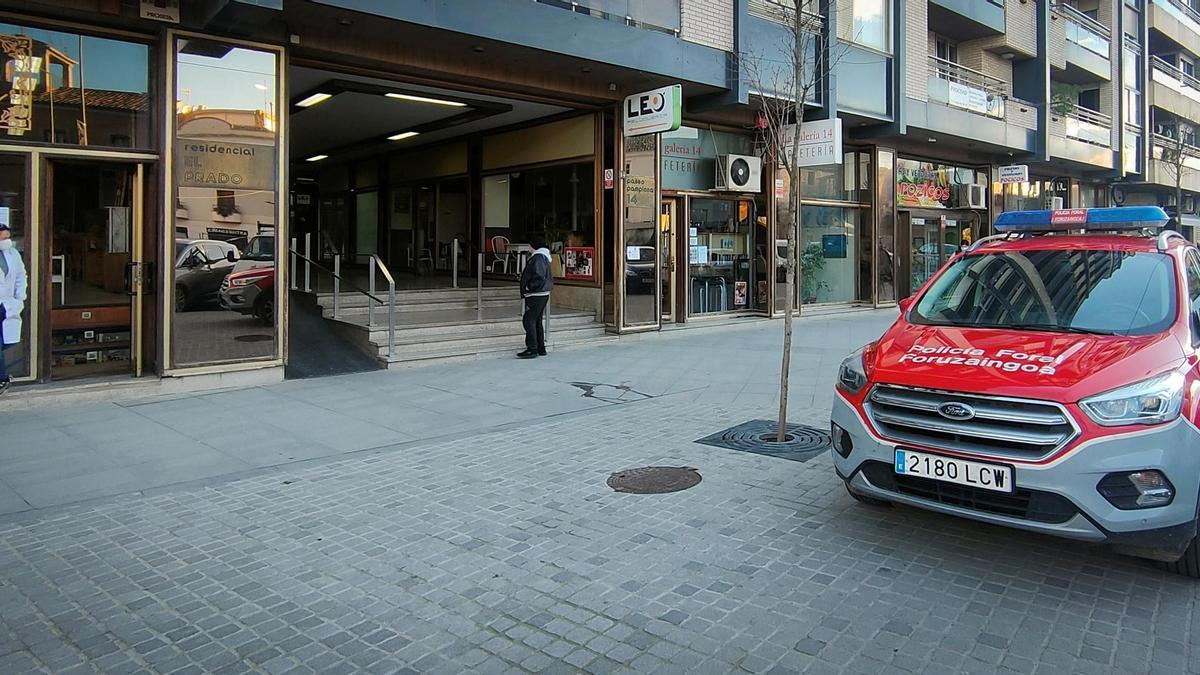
660, 199, 677, 322
909, 215, 945, 293
46, 160, 145, 381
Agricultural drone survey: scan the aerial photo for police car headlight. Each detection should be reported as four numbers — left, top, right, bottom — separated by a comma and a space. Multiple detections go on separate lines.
1080, 371, 1186, 427
837, 347, 868, 394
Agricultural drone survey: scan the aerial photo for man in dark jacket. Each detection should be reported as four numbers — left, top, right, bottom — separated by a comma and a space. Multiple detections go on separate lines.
518, 237, 552, 358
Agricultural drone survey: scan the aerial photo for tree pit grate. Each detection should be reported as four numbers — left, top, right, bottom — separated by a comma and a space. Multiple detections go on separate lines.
696, 419, 831, 462
607, 466, 702, 494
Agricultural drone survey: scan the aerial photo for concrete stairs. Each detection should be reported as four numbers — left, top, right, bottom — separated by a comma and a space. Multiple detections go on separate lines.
313, 287, 614, 367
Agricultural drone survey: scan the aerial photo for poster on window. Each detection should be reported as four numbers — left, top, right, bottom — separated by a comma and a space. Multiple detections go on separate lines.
734, 281, 748, 307
564, 246, 594, 279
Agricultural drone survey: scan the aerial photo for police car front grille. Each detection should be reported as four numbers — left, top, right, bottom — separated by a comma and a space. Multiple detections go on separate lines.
860, 461, 1078, 524
865, 385, 1078, 461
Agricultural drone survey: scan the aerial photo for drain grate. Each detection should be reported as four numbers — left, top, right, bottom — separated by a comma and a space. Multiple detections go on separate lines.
234, 334, 274, 343
607, 467, 702, 494
696, 419, 831, 462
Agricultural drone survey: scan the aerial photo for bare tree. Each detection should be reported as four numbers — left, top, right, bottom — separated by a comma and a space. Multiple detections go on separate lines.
1159, 134, 1197, 223
742, 0, 843, 442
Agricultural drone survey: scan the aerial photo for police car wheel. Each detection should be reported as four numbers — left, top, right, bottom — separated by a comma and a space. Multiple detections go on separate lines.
1163, 536, 1200, 579
845, 481, 891, 507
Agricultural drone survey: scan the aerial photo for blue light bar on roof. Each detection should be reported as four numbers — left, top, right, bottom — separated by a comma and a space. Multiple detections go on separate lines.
994, 206, 1170, 233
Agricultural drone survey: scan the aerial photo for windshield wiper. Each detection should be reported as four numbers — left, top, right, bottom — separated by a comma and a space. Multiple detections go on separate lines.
922, 319, 1118, 335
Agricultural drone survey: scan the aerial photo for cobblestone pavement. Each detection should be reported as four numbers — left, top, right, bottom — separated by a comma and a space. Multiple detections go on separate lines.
3, 312, 1200, 674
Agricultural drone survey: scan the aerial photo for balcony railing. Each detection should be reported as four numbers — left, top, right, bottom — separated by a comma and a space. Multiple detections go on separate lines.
1151, 55, 1200, 105
1053, 3, 1111, 58
1153, 0, 1200, 32
1153, 133, 1200, 169
532, 0, 681, 36
927, 55, 1007, 119
1062, 106, 1113, 146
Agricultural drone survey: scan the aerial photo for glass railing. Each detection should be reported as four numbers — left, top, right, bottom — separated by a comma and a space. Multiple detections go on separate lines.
1063, 106, 1113, 147
533, 0, 681, 35
927, 56, 1007, 119
1054, 3, 1111, 58
1151, 55, 1200, 105
1152, 133, 1200, 172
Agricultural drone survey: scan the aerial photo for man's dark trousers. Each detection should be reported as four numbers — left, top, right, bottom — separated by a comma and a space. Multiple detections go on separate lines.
523, 296, 548, 353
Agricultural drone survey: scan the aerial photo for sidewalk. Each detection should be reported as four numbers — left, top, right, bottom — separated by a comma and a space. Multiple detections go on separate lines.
0, 310, 897, 516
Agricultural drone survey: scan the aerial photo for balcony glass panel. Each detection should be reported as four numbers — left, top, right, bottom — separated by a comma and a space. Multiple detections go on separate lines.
1152, 56, 1200, 105
1153, 0, 1200, 36
835, 45, 890, 116
927, 56, 1006, 119
1065, 107, 1113, 146
535, 0, 681, 33
1056, 4, 1110, 58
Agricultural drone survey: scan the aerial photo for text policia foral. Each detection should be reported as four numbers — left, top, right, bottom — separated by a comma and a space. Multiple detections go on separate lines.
898, 344, 1064, 376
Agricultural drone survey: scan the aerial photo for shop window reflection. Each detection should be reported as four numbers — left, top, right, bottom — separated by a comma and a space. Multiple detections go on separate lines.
0, 22, 150, 149
171, 39, 279, 368
0, 155, 29, 380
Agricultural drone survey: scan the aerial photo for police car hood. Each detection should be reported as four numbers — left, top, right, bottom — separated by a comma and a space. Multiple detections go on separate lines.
869, 322, 1186, 403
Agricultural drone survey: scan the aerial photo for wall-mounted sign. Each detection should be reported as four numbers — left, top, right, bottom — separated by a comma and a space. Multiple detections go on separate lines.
948, 81, 991, 115
176, 139, 276, 192
604, 168, 614, 190
140, 0, 181, 23
896, 158, 985, 209
780, 118, 843, 168
625, 175, 655, 209
661, 126, 753, 191
623, 84, 682, 137
564, 246, 595, 279
997, 164, 1029, 184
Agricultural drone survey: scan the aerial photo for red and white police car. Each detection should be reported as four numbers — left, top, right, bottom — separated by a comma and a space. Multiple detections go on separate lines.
832, 206, 1200, 576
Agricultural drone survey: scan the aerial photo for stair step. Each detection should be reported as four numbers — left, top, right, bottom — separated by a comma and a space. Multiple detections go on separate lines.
379, 332, 617, 366
321, 298, 519, 317
365, 315, 598, 342
373, 325, 608, 357
315, 287, 514, 307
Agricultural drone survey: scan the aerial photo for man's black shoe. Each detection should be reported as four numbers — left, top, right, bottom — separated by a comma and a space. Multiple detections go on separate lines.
537, 349, 547, 356
517, 350, 538, 359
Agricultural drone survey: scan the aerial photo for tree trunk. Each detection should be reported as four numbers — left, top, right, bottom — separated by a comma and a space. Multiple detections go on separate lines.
776, 187, 800, 442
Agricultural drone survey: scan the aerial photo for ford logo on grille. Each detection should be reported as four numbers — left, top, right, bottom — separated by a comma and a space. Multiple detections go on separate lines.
937, 401, 976, 421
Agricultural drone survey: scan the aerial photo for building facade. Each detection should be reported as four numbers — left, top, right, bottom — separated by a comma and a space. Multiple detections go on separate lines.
0, 0, 1194, 393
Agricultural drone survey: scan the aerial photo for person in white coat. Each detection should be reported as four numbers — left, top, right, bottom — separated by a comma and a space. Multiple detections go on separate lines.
0, 221, 27, 396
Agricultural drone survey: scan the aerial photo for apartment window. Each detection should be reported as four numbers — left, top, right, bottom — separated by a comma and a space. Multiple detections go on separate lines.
935, 37, 958, 64
851, 0, 889, 52
1078, 88, 1101, 112
215, 190, 236, 217
1184, 60, 1196, 78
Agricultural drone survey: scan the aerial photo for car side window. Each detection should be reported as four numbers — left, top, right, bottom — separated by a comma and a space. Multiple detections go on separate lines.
1186, 250, 1200, 346
202, 244, 227, 262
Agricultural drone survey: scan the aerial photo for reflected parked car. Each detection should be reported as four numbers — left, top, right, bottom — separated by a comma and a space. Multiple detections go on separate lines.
175, 239, 239, 312
220, 267, 275, 325
231, 234, 275, 276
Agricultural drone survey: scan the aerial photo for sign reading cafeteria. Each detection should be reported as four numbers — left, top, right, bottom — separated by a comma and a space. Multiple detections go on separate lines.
623, 85, 682, 136
175, 139, 275, 192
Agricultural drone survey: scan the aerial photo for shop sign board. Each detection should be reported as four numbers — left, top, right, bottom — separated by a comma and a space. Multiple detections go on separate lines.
625, 175, 655, 209
176, 139, 276, 192
661, 126, 753, 191
623, 85, 682, 136
997, 164, 1029, 184
779, 118, 843, 168
896, 158, 983, 209
140, 0, 181, 22
948, 81, 989, 115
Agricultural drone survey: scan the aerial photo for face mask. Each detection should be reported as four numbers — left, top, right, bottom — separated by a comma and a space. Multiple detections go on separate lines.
0, 239, 12, 251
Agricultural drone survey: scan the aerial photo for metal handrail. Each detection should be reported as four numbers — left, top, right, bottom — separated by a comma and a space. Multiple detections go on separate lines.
292, 251, 385, 304
1151, 55, 1200, 91
1064, 105, 1113, 127
369, 254, 397, 359
1052, 2, 1111, 39
1158, 0, 1200, 27
927, 55, 1008, 96
1152, 133, 1200, 159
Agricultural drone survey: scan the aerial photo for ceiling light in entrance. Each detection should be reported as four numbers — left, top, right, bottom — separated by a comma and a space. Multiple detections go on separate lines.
296, 92, 332, 108
384, 93, 466, 107
305, 154, 329, 162
387, 131, 420, 141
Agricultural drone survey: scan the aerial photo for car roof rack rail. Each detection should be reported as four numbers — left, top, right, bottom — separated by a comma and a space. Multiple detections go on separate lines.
967, 232, 1024, 252
1158, 229, 1187, 253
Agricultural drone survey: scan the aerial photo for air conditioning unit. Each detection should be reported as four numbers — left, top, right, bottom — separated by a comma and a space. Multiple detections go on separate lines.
957, 183, 986, 209
1045, 195, 1065, 210
716, 154, 762, 192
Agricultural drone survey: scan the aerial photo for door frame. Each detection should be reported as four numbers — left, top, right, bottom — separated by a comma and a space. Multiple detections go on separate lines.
0, 145, 157, 384
660, 197, 680, 323
39, 154, 153, 382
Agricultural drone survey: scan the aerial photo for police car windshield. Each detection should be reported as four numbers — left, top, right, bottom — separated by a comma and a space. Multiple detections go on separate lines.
911, 250, 1177, 336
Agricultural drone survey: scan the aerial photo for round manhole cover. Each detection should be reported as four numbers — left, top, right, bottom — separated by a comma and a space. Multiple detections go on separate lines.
607, 466, 701, 494
234, 334, 274, 343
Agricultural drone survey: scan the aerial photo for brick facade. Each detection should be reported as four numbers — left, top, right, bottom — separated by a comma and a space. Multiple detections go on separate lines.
906, 0, 928, 100
680, 0, 735, 52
